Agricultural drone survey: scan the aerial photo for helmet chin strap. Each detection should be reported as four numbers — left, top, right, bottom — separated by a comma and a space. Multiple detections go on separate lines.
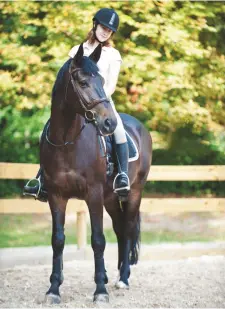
94, 33, 104, 44
93, 21, 105, 44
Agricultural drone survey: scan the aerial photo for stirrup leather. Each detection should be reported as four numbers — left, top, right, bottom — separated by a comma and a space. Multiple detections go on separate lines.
113, 172, 130, 192
23, 177, 41, 199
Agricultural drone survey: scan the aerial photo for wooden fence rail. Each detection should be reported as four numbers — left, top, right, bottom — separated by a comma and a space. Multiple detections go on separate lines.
1, 163, 225, 248
1, 163, 225, 181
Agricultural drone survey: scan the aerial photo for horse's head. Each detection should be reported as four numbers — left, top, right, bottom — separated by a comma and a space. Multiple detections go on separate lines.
68, 43, 117, 136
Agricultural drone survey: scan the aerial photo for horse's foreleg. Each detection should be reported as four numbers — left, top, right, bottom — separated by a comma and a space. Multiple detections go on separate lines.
87, 186, 109, 303
45, 195, 67, 304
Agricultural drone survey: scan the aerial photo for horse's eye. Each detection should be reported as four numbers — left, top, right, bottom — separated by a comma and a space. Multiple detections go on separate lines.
79, 80, 88, 88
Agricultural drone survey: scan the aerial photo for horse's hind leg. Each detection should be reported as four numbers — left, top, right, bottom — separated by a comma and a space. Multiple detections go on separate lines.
44, 195, 67, 304
104, 197, 125, 277
116, 188, 142, 289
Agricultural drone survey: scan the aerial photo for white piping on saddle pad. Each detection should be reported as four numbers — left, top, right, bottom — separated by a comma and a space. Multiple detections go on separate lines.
126, 131, 139, 162
100, 131, 139, 162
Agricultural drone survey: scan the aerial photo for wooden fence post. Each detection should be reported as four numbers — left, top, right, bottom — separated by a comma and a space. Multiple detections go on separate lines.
76, 211, 87, 249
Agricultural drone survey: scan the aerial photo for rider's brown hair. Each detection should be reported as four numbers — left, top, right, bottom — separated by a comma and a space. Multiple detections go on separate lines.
84, 29, 112, 47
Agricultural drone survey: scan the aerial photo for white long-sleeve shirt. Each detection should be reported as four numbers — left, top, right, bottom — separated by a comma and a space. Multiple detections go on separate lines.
68, 41, 122, 98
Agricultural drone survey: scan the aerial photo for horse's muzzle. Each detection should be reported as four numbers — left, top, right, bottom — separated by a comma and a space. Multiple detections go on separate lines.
90, 98, 117, 135
101, 117, 117, 136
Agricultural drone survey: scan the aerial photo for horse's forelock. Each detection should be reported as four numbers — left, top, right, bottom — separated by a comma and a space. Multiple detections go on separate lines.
81, 56, 99, 75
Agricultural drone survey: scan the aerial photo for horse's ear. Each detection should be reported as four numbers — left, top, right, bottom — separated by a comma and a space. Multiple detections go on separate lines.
73, 43, 84, 67
89, 44, 102, 63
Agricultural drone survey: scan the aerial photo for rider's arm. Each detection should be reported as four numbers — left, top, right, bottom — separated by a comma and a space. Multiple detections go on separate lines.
104, 49, 122, 98
68, 45, 79, 58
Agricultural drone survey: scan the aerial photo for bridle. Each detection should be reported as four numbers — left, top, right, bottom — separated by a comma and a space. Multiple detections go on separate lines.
46, 63, 108, 147
69, 67, 107, 122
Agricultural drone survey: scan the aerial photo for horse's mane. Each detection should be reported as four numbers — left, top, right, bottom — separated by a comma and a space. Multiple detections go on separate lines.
52, 59, 71, 99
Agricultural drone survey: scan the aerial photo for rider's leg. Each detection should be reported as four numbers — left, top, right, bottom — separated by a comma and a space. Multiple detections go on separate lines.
23, 166, 48, 202
109, 99, 130, 193
23, 120, 50, 203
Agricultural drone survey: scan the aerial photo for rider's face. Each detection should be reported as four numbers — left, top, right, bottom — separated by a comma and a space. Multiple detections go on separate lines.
95, 24, 113, 42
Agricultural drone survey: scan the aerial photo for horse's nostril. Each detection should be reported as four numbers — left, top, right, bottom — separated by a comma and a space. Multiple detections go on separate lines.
104, 118, 111, 129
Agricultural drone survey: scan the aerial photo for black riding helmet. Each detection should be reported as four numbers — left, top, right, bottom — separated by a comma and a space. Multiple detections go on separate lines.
93, 8, 119, 33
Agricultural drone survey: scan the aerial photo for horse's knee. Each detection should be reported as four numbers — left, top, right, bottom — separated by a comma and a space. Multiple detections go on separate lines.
52, 231, 65, 251
91, 233, 105, 252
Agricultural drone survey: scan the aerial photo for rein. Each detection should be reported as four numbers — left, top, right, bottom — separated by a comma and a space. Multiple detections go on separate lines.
45, 121, 86, 147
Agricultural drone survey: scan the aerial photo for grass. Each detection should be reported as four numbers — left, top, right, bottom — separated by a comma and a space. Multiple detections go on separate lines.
0, 214, 224, 248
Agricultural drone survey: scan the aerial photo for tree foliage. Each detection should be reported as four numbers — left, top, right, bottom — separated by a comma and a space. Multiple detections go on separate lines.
1, 1, 225, 195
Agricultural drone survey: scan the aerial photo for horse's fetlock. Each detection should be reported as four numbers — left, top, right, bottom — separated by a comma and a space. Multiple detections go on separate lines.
50, 272, 64, 285
120, 263, 130, 279
95, 271, 107, 284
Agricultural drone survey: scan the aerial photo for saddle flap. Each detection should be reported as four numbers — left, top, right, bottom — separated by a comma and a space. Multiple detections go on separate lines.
99, 130, 139, 162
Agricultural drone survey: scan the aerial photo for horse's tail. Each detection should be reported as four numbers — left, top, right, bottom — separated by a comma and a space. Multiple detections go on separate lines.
129, 211, 141, 265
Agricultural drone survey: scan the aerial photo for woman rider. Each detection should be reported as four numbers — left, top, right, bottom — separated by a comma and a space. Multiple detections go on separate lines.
23, 8, 130, 201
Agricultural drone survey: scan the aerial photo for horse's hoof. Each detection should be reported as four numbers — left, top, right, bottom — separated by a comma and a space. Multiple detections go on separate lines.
44, 293, 61, 304
115, 280, 129, 289
93, 293, 109, 303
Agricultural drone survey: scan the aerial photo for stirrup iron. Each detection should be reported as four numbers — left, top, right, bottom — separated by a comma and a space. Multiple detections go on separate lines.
23, 177, 41, 199
113, 172, 130, 192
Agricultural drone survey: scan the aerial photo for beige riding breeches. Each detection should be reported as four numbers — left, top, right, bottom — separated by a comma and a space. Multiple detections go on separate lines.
109, 97, 127, 144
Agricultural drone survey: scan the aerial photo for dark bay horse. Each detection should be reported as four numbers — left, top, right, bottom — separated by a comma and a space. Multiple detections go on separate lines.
41, 43, 152, 304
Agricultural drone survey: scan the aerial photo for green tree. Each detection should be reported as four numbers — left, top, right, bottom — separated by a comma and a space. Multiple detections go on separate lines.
1, 1, 225, 196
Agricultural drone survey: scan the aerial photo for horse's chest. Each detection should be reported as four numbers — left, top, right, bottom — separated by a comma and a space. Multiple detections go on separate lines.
60, 170, 84, 186
47, 169, 87, 198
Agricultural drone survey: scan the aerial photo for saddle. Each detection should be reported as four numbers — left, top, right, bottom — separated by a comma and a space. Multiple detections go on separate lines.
98, 131, 139, 176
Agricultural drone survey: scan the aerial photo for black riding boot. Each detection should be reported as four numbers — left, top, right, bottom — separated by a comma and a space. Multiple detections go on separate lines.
113, 142, 130, 198
23, 167, 48, 202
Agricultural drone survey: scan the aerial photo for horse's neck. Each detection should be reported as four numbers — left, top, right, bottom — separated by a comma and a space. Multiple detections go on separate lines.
49, 105, 83, 145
